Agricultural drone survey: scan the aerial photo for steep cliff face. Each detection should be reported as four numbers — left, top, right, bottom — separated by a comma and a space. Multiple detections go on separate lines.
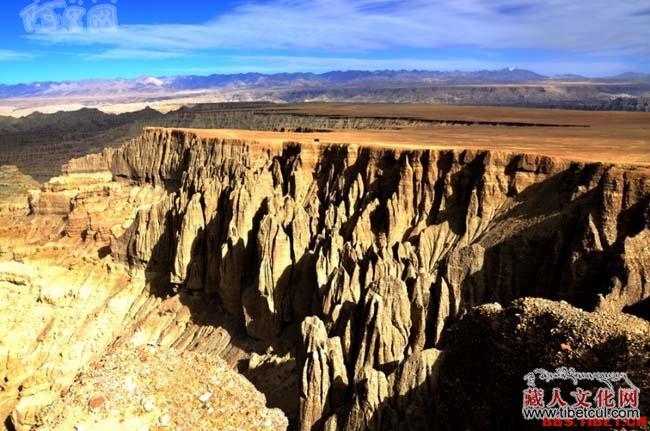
0, 169, 158, 430
97, 128, 649, 428
0, 160, 289, 430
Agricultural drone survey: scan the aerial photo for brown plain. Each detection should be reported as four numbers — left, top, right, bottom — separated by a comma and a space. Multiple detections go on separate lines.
168, 103, 650, 166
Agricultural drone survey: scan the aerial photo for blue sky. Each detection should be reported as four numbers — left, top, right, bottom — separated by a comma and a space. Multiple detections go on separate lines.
1, 0, 649, 84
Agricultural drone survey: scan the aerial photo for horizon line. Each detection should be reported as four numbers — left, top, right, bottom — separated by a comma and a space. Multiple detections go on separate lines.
1, 68, 649, 87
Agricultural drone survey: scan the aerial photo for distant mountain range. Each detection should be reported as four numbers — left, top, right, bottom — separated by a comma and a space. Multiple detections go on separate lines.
1, 69, 649, 99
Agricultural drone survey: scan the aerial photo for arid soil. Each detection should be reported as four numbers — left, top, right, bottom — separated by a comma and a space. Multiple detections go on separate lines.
38, 346, 287, 431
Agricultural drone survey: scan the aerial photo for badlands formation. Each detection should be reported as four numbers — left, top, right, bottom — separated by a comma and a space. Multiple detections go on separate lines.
0, 124, 649, 430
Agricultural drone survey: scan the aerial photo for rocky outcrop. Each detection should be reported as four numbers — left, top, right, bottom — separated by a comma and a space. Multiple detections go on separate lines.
0, 163, 170, 430
171, 192, 206, 290
352, 276, 411, 377
102, 128, 649, 429
297, 317, 348, 431
111, 129, 649, 322
1, 127, 648, 430
0, 166, 39, 214
0, 147, 290, 430
0, 255, 144, 430
37, 345, 288, 431
437, 298, 650, 430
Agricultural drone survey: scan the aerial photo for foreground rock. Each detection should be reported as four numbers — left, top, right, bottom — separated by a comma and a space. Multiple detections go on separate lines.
38, 346, 287, 431
438, 298, 650, 430
0, 167, 162, 430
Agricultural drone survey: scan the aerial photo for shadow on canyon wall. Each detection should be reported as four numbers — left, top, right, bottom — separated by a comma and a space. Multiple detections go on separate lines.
113, 145, 649, 430
136, 192, 305, 426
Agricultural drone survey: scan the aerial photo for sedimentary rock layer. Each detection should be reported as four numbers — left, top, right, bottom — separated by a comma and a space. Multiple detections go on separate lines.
100, 128, 649, 428
1, 126, 648, 430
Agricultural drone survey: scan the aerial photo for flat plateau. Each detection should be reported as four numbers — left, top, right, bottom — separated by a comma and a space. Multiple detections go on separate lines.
149, 102, 650, 166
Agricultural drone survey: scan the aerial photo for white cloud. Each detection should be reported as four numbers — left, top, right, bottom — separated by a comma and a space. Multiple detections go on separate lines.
0, 49, 33, 61
87, 48, 185, 60
201, 0, 647, 54
25, 0, 650, 66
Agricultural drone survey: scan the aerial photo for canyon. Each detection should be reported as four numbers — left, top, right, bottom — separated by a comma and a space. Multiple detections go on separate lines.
0, 117, 649, 430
